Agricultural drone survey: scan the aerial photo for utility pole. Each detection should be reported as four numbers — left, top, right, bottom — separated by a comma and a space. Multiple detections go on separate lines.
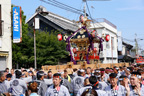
34, 16, 37, 69
135, 33, 143, 58
82, 0, 87, 17
33, 11, 48, 69
135, 33, 138, 57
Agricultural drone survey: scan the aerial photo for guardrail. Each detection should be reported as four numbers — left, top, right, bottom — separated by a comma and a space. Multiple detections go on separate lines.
94, 18, 117, 29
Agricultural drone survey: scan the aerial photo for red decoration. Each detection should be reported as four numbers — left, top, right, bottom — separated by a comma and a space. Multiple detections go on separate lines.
92, 30, 97, 38
57, 34, 62, 41
74, 51, 80, 61
95, 56, 99, 60
94, 48, 97, 52
73, 48, 77, 53
136, 56, 144, 64
105, 35, 110, 42
80, 15, 84, 23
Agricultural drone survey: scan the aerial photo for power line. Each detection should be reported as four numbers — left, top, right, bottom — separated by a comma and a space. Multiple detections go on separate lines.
122, 38, 134, 42
47, 0, 83, 19
52, 0, 83, 12
75, 1, 84, 20
85, 1, 94, 24
85, 0, 104, 29
40, 0, 84, 15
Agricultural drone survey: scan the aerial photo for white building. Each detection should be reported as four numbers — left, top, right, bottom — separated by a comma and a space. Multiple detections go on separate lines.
90, 18, 118, 63
0, 0, 12, 70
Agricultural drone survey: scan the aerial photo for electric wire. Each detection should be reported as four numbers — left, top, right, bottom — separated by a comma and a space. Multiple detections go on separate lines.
40, 0, 83, 15
52, 0, 83, 12
122, 38, 134, 42
85, 0, 104, 29
75, 1, 84, 21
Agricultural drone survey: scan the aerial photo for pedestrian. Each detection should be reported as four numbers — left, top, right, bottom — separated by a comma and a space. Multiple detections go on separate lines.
44, 70, 53, 87
119, 75, 129, 87
105, 73, 126, 96
77, 77, 92, 96
71, 69, 85, 96
126, 72, 144, 96
100, 68, 109, 83
45, 73, 70, 96
5, 73, 12, 90
5, 68, 9, 74
29, 67, 34, 72
113, 67, 121, 79
47, 70, 53, 79
27, 81, 39, 96
89, 76, 106, 96
21, 70, 29, 83
10, 69, 15, 80
64, 69, 72, 83
85, 67, 91, 77
73, 68, 78, 77
60, 72, 73, 95
0, 71, 9, 96
35, 71, 47, 96
28, 71, 36, 81
10, 70, 27, 96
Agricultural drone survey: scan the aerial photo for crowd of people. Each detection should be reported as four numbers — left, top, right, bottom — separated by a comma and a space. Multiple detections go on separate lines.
0, 64, 144, 96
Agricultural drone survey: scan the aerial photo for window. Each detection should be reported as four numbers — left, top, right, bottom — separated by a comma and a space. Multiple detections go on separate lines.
118, 51, 122, 55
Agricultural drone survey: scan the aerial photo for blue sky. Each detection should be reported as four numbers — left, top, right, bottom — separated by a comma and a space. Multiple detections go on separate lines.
11, 0, 144, 49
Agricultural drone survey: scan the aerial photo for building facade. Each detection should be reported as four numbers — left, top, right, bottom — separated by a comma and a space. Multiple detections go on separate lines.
118, 41, 134, 63
89, 18, 118, 63
0, 0, 12, 70
26, 6, 78, 35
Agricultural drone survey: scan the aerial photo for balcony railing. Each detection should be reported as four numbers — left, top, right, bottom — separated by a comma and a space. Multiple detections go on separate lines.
93, 18, 117, 29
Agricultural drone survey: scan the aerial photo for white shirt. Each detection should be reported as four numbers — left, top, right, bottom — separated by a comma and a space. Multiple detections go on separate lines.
45, 85, 70, 96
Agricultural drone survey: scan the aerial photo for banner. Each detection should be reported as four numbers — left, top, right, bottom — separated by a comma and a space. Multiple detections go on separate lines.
13, 6, 22, 43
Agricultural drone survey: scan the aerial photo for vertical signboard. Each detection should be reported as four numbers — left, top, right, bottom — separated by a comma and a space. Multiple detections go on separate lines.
35, 18, 39, 29
13, 6, 22, 43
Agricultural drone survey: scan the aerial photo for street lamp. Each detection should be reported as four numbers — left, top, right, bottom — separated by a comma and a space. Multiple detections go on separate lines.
33, 11, 48, 69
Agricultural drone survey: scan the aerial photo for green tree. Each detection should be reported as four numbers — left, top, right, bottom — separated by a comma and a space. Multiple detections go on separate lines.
12, 5, 68, 68
36, 31, 68, 67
